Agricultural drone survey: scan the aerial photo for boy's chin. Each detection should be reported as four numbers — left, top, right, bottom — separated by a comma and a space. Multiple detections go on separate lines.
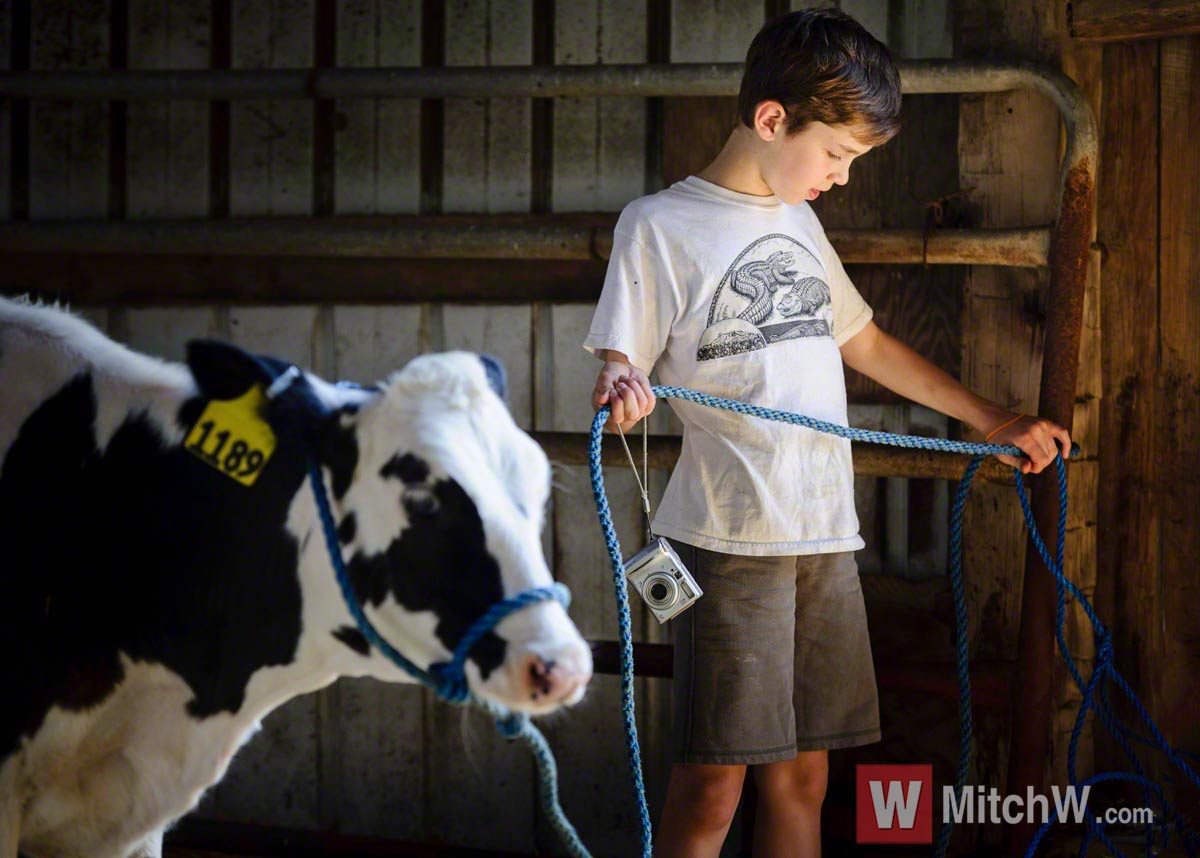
776, 189, 813, 205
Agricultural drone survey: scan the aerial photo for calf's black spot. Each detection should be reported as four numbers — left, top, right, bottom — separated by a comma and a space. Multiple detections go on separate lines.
345, 477, 506, 680
1, 371, 308, 762
332, 626, 370, 657
380, 453, 429, 485
337, 513, 357, 545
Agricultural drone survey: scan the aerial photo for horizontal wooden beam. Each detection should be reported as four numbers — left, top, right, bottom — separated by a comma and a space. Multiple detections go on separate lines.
1069, 0, 1200, 42
533, 431, 1018, 484
586, 640, 1014, 710
167, 818, 529, 858
0, 217, 1051, 266
1, 255, 609, 305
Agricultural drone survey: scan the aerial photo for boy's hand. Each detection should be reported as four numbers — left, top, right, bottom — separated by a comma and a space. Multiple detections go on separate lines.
984, 411, 1072, 475
592, 359, 656, 433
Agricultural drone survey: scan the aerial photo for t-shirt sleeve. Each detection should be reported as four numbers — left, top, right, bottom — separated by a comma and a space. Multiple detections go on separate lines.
582, 223, 678, 373
809, 210, 873, 346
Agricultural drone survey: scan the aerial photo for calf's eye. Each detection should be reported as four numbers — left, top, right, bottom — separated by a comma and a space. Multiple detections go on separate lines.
403, 488, 439, 517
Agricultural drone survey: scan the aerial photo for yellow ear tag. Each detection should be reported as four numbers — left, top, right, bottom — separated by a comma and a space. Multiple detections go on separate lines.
185, 385, 277, 487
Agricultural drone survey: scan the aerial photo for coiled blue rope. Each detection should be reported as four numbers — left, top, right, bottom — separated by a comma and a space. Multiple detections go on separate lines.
308, 464, 593, 858
589, 385, 1199, 858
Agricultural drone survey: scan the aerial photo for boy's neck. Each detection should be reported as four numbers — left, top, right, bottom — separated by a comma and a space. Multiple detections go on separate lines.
695, 127, 775, 198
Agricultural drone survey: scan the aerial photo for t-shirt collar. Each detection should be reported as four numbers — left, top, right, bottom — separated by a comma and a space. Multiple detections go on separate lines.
678, 174, 782, 210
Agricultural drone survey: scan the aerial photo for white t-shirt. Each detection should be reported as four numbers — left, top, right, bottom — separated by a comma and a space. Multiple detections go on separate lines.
584, 175, 873, 556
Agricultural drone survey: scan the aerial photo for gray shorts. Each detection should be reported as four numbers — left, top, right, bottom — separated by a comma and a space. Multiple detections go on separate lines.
667, 540, 882, 766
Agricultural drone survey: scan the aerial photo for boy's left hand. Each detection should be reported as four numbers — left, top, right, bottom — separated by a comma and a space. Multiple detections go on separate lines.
985, 412, 1072, 475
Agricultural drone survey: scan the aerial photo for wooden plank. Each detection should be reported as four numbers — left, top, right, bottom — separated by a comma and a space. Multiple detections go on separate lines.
1155, 34, 1200, 804
227, 306, 319, 367
955, 5, 1059, 852
28, 0, 109, 220
123, 0, 221, 372
424, 303, 537, 853
426, 11, 536, 841
0, 255, 609, 305
331, 305, 424, 383
956, 92, 1058, 665
443, 0, 532, 213
440, 305, 533, 428
542, 4, 677, 851
1070, 0, 1200, 43
889, 0, 953, 58
316, 679, 427, 840
230, 0, 313, 216
334, 0, 421, 215
837, 0, 888, 43
126, 0, 209, 218
1093, 37, 1159, 783
551, 0, 645, 211
323, 3, 425, 836
0, 0, 11, 219
197, 695, 323, 832
123, 308, 224, 362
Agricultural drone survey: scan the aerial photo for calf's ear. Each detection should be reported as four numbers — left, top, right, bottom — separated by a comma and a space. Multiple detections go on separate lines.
186, 340, 276, 400
479, 354, 507, 400
314, 408, 360, 500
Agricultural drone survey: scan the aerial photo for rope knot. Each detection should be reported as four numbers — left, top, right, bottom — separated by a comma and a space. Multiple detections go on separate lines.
496, 712, 528, 740
428, 661, 470, 704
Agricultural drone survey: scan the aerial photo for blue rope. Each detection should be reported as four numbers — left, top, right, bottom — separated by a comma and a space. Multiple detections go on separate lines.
588, 386, 1199, 858
308, 464, 593, 858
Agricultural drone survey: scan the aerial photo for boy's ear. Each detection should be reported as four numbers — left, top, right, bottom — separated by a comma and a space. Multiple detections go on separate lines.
186, 340, 276, 400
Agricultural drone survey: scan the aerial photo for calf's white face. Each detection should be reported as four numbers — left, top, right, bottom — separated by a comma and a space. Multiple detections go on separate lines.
324, 352, 591, 714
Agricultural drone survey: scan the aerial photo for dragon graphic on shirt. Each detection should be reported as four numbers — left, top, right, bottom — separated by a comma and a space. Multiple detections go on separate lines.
697, 234, 833, 362
730, 251, 798, 325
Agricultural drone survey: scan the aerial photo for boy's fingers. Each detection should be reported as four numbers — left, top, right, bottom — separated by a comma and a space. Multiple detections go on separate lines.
619, 380, 648, 414
618, 385, 641, 422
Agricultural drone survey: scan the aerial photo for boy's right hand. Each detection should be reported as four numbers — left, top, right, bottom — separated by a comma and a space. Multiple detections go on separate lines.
592, 356, 656, 433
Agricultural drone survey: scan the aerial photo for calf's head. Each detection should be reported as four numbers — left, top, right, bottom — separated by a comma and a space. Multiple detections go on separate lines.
187, 344, 591, 715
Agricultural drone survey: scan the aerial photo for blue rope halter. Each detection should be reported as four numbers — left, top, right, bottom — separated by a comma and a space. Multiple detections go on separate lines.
264, 365, 591, 857
590, 386, 1200, 858
308, 465, 593, 857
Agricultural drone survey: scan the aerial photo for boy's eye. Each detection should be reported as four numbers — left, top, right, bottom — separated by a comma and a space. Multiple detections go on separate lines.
828, 151, 843, 161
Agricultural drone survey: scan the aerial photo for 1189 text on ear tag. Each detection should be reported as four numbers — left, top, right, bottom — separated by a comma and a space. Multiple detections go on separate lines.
185, 385, 277, 487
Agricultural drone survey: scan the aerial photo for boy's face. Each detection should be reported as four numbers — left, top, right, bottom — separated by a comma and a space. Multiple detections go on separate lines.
755, 106, 872, 205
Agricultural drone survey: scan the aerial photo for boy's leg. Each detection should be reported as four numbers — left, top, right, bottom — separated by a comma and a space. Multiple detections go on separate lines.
751, 750, 828, 858
656, 762, 747, 858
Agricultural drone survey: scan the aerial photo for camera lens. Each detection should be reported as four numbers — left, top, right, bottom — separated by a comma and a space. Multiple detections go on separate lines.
643, 572, 678, 610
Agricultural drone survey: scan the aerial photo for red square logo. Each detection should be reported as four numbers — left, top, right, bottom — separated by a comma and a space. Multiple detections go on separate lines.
856, 764, 934, 844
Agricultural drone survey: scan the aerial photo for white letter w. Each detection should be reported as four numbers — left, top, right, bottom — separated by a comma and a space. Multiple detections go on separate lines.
869, 780, 923, 829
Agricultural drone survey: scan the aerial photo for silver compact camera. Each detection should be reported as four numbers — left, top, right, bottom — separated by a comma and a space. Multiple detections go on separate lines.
624, 538, 703, 624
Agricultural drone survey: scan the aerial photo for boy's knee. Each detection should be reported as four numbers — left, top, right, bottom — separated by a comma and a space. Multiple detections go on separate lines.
755, 752, 829, 807
670, 764, 746, 829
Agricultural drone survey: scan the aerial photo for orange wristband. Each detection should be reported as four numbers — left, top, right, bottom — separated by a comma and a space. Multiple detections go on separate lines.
985, 413, 1026, 443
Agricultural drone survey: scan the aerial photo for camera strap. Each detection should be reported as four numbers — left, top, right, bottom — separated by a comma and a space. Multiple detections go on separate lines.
614, 418, 653, 544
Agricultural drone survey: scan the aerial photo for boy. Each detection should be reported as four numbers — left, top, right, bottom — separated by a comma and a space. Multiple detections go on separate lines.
583, 9, 1071, 858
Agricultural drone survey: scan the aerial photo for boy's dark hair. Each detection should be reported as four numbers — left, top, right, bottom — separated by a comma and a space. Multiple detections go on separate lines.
737, 9, 901, 146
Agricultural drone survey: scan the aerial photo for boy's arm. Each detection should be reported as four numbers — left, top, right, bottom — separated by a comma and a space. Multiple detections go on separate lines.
839, 321, 1071, 474
591, 350, 657, 433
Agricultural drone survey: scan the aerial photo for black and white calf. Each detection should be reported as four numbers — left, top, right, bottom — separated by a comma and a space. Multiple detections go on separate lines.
0, 298, 592, 858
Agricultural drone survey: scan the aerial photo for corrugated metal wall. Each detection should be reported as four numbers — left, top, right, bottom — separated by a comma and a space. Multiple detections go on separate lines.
0, 1, 966, 855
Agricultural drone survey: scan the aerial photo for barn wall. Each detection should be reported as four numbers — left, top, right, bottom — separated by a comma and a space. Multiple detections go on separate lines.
14, 0, 1192, 855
